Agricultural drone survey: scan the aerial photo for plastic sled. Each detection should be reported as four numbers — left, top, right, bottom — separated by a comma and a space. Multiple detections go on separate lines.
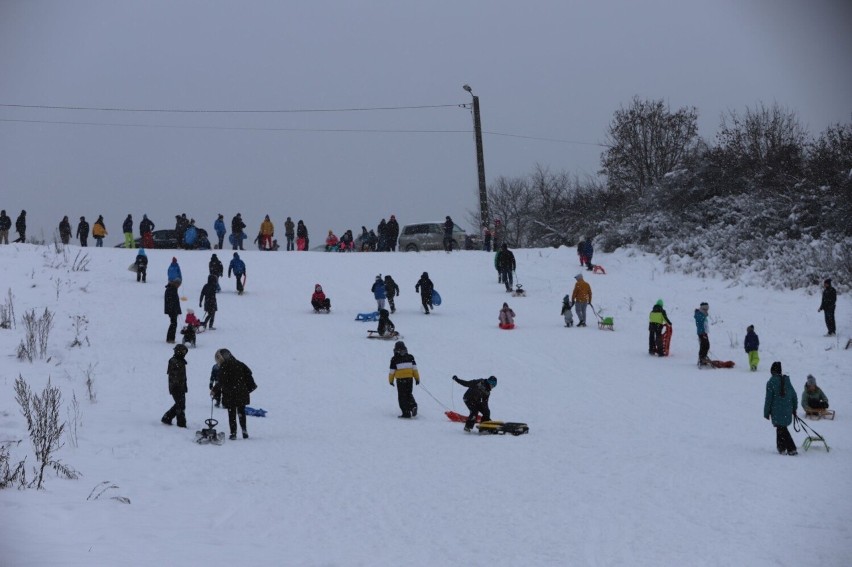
498, 323, 515, 330
445, 410, 481, 423
592, 265, 606, 275
476, 420, 529, 436
244, 406, 267, 417
431, 290, 442, 306
661, 324, 673, 356
355, 311, 379, 322
598, 317, 614, 331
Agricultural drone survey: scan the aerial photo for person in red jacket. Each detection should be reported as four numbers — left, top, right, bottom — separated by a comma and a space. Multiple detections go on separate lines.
311, 284, 331, 312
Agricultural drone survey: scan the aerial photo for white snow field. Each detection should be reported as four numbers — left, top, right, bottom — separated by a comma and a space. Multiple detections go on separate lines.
0, 243, 849, 566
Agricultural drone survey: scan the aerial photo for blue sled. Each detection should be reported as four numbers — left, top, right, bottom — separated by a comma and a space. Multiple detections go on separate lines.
355, 311, 379, 322
245, 406, 267, 417
431, 290, 442, 307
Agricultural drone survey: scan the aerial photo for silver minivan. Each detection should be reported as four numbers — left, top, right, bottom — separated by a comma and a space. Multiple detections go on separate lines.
398, 222, 471, 252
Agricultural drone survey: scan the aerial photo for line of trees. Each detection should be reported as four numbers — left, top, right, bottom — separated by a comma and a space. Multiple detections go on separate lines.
480, 98, 851, 290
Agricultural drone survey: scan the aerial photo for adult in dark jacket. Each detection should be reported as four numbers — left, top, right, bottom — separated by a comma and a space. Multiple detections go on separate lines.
296, 220, 309, 250
818, 279, 837, 336
140, 214, 155, 248
213, 214, 226, 250
161, 344, 189, 427
228, 253, 246, 295
386, 215, 400, 251
58, 216, 72, 244
415, 272, 434, 314
175, 214, 189, 247
453, 375, 496, 431
122, 214, 134, 249
209, 253, 223, 291
209, 363, 222, 407
215, 348, 256, 439
76, 216, 90, 247
164, 281, 182, 343
744, 325, 760, 371
13, 210, 26, 243
283, 217, 295, 251
388, 341, 419, 418
648, 299, 672, 356
231, 214, 246, 250
443, 216, 455, 251
763, 361, 798, 455
0, 210, 10, 244
135, 248, 148, 283
199, 275, 218, 329
377, 219, 388, 252
581, 238, 594, 271
384, 275, 400, 314
497, 243, 517, 292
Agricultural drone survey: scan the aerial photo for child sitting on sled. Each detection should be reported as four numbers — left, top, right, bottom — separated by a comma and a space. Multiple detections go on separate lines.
181, 309, 202, 347
802, 374, 830, 417
311, 284, 331, 312
375, 309, 396, 337
561, 294, 574, 327
498, 302, 515, 329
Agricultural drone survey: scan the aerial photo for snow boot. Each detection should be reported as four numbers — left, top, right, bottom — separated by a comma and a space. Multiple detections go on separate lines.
229, 432, 237, 440
242, 431, 249, 439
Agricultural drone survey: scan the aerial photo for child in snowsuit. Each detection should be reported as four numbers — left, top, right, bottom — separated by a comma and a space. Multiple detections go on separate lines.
453, 375, 496, 432
384, 275, 400, 314
199, 275, 218, 330
134, 248, 148, 283
228, 253, 246, 295
388, 341, 419, 418
648, 299, 672, 356
561, 295, 574, 327
161, 344, 189, 428
311, 284, 331, 312
801, 375, 829, 417
415, 272, 434, 314
209, 363, 222, 407
498, 303, 515, 329
763, 361, 798, 455
744, 325, 760, 371
376, 309, 396, 337
694, 302, 710, 365
371, 275, 387, 311
181, 309, 202, 347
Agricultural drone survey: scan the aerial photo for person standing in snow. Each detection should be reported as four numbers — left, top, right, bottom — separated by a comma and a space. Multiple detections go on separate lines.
383, 275, 400, 314
228, 252, 246, 295
561, 295, 574, 327
167, 257, 182, 286
372, 275, 387, 311
386, 215, 400, 251
817, 278, 836, 336
296, 220, 309, 251
164, 281, 182, 344
694, 302, 710, 365
452, 375, 496, 432
122, 214, 134, 249
415, 272, 434, 314
140, 214, 155, 249
134, 248, 148, 283
13, 210, 26, 243
388, 341, 419, 419
571, 274, 592, 327
442, 216, 455, 251
497, 243, 516, 292
199, 275, 218, 330
58, 216, 72, 245
648, 299, 672, 356
209, 363, 222, 408
215, 348, 257, 440
231, 213, 246, 250
161, 344, 189, 427
259, 215, 274, 251
76, 216, 90, 247
0, 209, 11, 244
213, 214, 226, 250
744, 325, 760, 371
763, 361, 798, 456
93, 215, 107, 247
580, 237, 594, 271
284, 216, 295, 251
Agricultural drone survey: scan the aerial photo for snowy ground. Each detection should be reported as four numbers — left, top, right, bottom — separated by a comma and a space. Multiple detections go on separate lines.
0, 243, 850, 566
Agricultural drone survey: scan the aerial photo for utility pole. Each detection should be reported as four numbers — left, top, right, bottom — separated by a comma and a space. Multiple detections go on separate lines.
463, 84, 489, 230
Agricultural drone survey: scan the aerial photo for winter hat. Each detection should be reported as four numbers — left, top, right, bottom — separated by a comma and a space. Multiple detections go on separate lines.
315, 284, 322, 292
574, 274, 583, 280
486, 376, 497, 387
699, 302, 709, 311
393, 341, 407, 355
770, 361, 782, 375
172, 257, 177, 263
376, 274, 382, 280
138, 248, 146, 256
824, 279, 832, 285
502, 302, 509, 309
655, 299, 664, 307
174, 344, 188, 357
187, 308, 194, 314
747, 325, 754, 332
422, 272, 428, 278
806, 374, 817, 387
563, 294, 571, 303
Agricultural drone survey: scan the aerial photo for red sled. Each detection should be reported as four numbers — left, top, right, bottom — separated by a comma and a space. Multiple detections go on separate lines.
710, 360, 735, 368
661, 324, 673, 356
445, 410, 481, 423
296, 237, 306, 251
592, 265, 606, 275
498, 323, 515, 330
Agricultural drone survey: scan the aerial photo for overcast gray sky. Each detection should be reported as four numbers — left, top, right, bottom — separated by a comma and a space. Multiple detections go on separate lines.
1, 0, 850, 243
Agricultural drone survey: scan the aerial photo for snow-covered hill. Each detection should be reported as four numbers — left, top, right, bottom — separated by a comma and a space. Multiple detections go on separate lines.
0, 243, 849, 566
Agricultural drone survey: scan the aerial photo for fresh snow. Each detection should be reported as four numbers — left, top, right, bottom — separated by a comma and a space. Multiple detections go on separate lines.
0, 244, 849, 566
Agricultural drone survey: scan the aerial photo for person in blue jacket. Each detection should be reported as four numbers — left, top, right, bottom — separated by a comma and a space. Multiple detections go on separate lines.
167, 257, 182, 286
371, 274, 387, 311
214, 214, 226, 250
228, 252, 246, 295
581, 238, 594, 271
134, 247, 148, 283
694, 302, 710, 365
763, 361, 798, 455
183, 220, 198, 249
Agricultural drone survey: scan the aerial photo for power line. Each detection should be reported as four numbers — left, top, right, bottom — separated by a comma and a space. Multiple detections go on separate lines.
0, 102, 463, 114
484, 130, 609, 147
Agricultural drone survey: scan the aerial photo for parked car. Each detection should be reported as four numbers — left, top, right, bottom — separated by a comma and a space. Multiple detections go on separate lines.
398, 222, 478, 252
115, 229, 211, 250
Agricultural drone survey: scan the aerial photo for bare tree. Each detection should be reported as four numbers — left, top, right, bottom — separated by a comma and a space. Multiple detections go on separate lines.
601, 96, 699, 194
486, 175, 537, 247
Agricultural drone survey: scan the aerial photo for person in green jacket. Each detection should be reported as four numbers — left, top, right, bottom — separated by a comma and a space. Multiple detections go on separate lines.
648, 299, 672, 356
763, 361, 798, 455
801, 374, 830, 417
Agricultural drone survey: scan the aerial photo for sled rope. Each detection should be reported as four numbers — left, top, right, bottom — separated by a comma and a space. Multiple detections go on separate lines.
418, 382, 451, 411
793, 414, 823, 439
589, 303, 602, 322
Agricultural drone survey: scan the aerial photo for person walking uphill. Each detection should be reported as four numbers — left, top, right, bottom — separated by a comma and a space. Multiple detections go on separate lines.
694, 302, 710, 365
122, 214, 135, 249
452, 375, 496, 432
372, 275, 387, 311
58, 215, 72, 245
13, 210, 27, 243
199, 275, 218, 330
744, 325, 760, 371
571, 274, 592, 327
213, 214, 226, 250
161, 344, 189, 427
228, 253, 246, 295
164, 281, 182, 343
388, 341, 419, 418
384, 275, 400, 314
76, 216, 90, 247
648, 299, 672, 356
134, 248, 148, 283
497, 243, 516, 292
763, 361, 798, 455
415, 272, 435, 314
0, 210, 11, 244
215, 348, 257, 439
818, 279, 837, 336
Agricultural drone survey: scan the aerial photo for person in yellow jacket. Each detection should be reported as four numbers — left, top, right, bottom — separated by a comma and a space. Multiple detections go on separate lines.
259, 215, 274, 250
571, 273, 592, 327
93, 215, 108, 247
388, 341, 419, 418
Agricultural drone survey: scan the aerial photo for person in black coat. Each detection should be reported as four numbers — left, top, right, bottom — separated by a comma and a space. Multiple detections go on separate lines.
415, 272, 434, 314
386, 215, 400, 251
209, 363, 222, 407
452, 375, 497, 431
76, 216, 90, 247
388, 341, 419, 418
199, 275, 218, 330
134, 249, 148, 283
13, 210, 26, 243
58, 216, 72, 245
209, 253, 224, 290
818, 278, 837, 336
296, 220, 309, 250
443, 216, 454, 251
161, 344, 189, 427
497, 243, 517, 292
215, 348, 256, 439
384, 275, 400, 314
164, 281, 182, 343
0, 209, 11, 244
